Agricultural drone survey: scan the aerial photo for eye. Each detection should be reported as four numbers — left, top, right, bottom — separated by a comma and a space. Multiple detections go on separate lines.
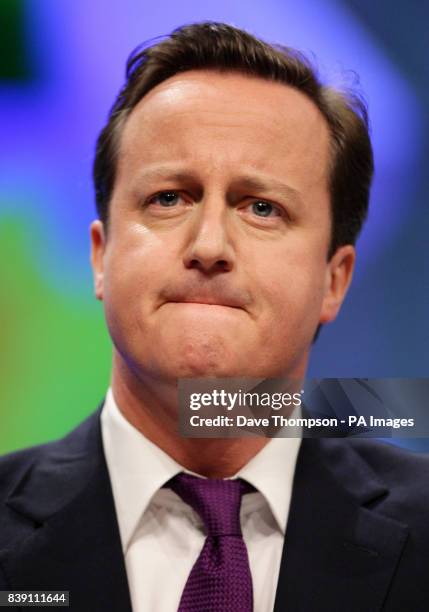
250, 200, 282, 218
148, 191, 182, 207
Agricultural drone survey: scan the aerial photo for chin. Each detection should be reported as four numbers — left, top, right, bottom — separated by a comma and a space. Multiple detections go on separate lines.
154, 346, 240, 379
174, 355, 236, 379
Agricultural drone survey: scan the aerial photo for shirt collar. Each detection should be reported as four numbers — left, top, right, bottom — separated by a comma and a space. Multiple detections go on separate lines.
235, 433, 301, 534
101, 387, 301, 551
101, 388, 183, 552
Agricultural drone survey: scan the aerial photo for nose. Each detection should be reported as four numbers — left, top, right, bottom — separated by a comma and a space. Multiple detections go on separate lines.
182, 199, 235, 274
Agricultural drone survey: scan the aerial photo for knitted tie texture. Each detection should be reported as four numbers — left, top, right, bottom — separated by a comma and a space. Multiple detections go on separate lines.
165, 473, 254, 612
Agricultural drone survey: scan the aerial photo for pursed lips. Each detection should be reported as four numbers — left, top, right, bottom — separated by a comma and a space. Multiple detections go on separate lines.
160, 283, 253, 311
168, 297, 244, 309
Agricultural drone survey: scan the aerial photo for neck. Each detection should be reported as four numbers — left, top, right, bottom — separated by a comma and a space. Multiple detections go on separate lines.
110, 354, 270, 478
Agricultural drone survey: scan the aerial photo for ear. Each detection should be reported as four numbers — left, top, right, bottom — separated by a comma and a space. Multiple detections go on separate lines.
90, 220, 106, 301
319, 244, 355, 325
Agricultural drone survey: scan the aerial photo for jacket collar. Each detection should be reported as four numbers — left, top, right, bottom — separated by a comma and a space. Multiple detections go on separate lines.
2, 406, 133, 612
274, 438, 409, 612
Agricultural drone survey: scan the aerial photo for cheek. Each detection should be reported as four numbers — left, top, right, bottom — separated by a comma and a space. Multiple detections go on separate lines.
252, 246, 327, 340
101, 229, 174, 329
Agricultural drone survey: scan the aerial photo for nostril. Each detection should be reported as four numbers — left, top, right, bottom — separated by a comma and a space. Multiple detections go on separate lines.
188, 258, 230, 272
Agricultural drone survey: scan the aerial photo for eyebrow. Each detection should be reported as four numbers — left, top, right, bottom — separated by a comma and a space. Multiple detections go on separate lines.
133, 165, 304, 209
230, 175, 304, 209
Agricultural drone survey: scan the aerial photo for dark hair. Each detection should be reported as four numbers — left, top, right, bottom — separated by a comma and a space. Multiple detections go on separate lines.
93, 21, 373, 260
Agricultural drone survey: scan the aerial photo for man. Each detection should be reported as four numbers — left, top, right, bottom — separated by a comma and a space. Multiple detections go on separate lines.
0, 22, 428, 612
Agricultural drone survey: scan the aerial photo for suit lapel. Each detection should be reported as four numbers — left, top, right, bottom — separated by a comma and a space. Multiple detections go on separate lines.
1, 408, 132, 612
274, 438, 408, 612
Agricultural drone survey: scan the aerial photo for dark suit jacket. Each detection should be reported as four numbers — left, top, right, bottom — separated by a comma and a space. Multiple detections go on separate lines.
1, 406, 429, 611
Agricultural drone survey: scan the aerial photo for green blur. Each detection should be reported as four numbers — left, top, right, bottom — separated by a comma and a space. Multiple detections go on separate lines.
0, 216, 111, 454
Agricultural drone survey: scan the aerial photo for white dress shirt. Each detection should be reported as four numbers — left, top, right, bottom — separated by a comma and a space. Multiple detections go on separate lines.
101, 388, 301, 612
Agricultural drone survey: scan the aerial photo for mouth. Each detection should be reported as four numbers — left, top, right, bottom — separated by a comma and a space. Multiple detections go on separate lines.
160, 284, 252, 312
168, 299, 243, 310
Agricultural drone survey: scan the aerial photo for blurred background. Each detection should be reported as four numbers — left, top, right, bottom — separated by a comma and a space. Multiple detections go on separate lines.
0, 0, 428, 454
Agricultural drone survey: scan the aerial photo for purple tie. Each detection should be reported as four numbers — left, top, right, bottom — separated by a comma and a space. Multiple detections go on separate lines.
165, 473, 254, 611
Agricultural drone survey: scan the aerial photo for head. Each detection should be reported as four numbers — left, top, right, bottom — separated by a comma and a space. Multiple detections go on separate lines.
90, 22, 373, 386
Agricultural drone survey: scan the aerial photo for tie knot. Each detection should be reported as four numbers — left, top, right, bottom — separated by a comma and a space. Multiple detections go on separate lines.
165, 473, 253, 536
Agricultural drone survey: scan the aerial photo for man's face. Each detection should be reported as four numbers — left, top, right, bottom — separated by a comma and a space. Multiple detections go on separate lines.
91, 71, 354, 383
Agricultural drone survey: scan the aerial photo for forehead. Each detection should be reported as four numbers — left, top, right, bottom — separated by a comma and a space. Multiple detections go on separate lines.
116, 70, 331, 190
